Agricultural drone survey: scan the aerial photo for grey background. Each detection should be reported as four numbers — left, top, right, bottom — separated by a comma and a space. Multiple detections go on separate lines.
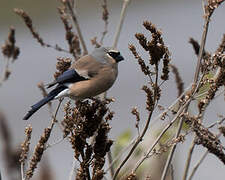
0, 0, 225, 179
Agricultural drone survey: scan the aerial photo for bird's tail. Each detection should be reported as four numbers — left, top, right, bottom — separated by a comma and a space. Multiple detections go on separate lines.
23, 85, 67, 120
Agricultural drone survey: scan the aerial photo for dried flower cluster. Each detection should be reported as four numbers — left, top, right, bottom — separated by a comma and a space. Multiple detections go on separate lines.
205, 0, 225, 16
58, 7, 81, 59
197, 39, 225, 114
91, 37, 102, 48
189, 38, 212, 74
142, 85, 154, 112
113, 20, 173, 179
129, 20, 171, 89
216, 34, 225, 53
61, 99, 114, 179
129, 45, 151, 76
20, 125, 32, 165
102, 0, 109, 25
131, 107, 140, 130
126, 173, 137, 180
219, 126, 225, 137
0, 112, 21, 177
54, 57, 72, 79
170, 64, 184, 97
14, 8, 45, 46
1, 27, 20, 61
14, 8, 68, 53
25, 127, 52, 179
184, 114, 225, 164
1, 27, 20, 84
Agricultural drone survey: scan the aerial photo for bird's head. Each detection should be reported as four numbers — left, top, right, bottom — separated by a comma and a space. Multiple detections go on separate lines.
91, 47, 124, 64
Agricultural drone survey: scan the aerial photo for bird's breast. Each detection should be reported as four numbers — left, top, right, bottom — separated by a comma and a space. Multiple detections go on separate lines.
68, 68, 117, 100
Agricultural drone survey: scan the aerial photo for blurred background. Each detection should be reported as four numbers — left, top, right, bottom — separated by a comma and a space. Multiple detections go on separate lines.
0, 0, 225, 179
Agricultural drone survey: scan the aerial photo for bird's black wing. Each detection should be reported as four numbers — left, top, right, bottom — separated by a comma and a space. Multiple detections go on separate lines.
46, 69, 88, 88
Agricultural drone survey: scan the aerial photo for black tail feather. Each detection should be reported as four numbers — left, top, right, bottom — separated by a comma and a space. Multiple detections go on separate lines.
23, 85, 67, 120
23, 95, 54, 120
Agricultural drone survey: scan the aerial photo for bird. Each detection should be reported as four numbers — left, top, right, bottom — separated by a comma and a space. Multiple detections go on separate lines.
23, 47, 124, 120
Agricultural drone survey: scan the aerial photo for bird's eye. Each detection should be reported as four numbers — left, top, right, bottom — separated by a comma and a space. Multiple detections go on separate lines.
108, 51, 120, 59
107, 50, 124, 62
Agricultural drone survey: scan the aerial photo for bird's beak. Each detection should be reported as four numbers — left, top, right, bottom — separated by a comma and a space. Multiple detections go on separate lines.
115, 55, 124, 62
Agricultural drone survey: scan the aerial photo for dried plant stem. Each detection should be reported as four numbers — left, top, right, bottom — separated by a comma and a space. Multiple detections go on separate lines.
100, 0, 109, 44
132, 98, 191, 173
161, 108, 187, 180
69, 159, 76, 180
113, 108, 155, 179
107, 150, 114, 178
182, 139, 196, 180
188, 150, 208, 180
112, 0, 130, 49
208, 118, 225, 129
0, 58, 10, 87
105, 137, 136, 173
65, 0, 88, 55
45, 98, 77, 180
183, 10, 212, 180
106, 85, 190, 177
21, 163, 25, 180
102, 0, 130, 99
113, 65, 159, 179
101, 0, 130, 176
193, 14, 210, 85
163, 3, 213, 178
45, 137, 65, 149
188, 131, 223, 180
44, 43, 70, 53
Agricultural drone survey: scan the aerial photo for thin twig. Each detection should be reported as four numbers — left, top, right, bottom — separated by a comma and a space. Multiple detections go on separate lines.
114, 63, 160, 178
65, 0, 88, 54
102, 0, 131, 99
161, 108, 187, 180
45, 43, 70, 53
105, 85, 191, 177
163, 2, 213, 178
112, 0, 130, 49
45, 137, 65, 149
208, 118, 225, 129
182, 8, 213, 179
188, 131, 223, 180
100, 0, 109, 44
105, 137, 136, 173
21, 163, 25, 180
112, 99, 154, 179
0, 58, 10, 87
107, 150, 114, 178
113, 62, 160, 179
188, 150, 208, 180
182, 138, 196, 180
132, 98, 191, 173
193, 13, 210, 85
69, 159, 76, 180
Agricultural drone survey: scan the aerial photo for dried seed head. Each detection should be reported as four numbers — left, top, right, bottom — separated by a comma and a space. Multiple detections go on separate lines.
14, 8, 45, 46
26, 127, 52, 179
58, 7, 81, 59
170, 64, 184, 97
135, 33, 149, 51
129, 44, 151, 76
54, 57, 72, 79
2, 27, 20, 61
142, 85, 154, 112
